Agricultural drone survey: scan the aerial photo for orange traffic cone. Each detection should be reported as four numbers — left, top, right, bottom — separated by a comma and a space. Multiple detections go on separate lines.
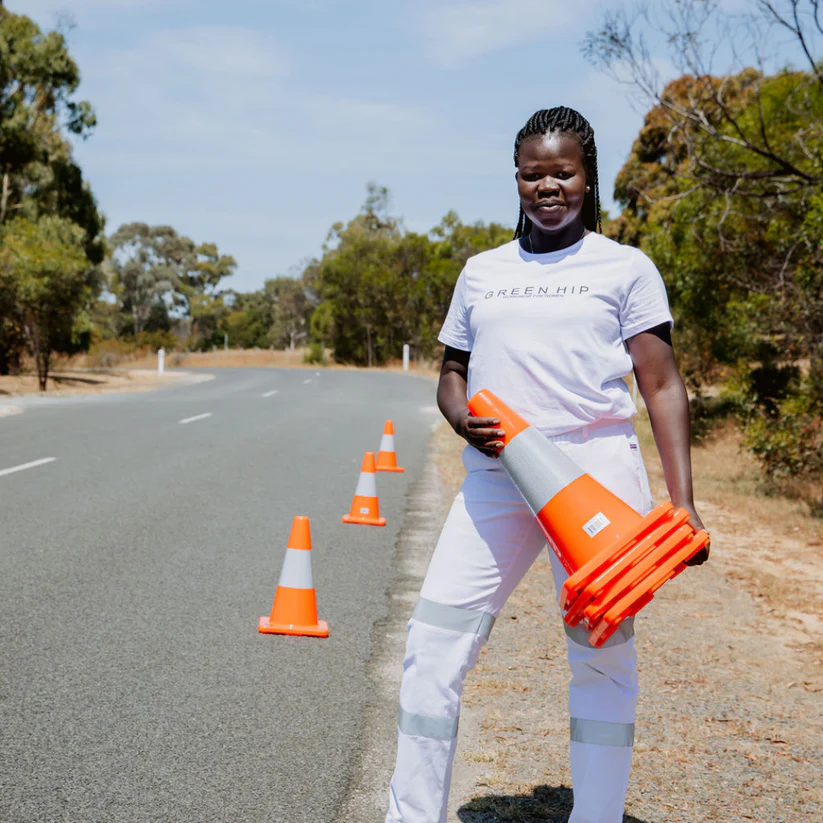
376, 420, 404, 473
342, 452, 386, 526
467, 389, 709, 647
259, 516, 329, 637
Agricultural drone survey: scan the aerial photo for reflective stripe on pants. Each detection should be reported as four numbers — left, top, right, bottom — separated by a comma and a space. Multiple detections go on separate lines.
386, 421, 651, 823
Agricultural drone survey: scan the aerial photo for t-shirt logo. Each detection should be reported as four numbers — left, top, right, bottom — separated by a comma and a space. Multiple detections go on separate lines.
484, 285, 590, 299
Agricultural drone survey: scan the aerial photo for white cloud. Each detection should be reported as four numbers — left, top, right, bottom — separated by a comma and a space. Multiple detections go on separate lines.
419, 0, 577, 68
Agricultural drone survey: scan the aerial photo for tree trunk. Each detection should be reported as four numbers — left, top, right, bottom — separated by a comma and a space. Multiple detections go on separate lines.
0, 170, 10, 224
37, 348, 50, 391
25, 319, 49, 391
366, 324, 374, 367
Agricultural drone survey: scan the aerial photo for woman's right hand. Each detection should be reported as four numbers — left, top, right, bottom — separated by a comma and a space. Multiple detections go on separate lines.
453, 409, 506, 458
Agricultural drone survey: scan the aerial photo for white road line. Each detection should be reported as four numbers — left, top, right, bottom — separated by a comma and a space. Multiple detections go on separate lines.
262, 390, 279, 398
0, 457, 57, 478
303, 378, 312, 384
179, 413, 213, 425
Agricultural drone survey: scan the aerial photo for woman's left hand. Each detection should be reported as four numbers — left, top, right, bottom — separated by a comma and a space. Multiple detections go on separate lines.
677, 501, 710, 566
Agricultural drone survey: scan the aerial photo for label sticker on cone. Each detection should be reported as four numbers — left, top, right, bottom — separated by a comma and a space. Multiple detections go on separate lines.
583, 512, 610, 538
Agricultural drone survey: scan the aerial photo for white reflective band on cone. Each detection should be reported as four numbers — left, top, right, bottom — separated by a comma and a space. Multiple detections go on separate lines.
570, 717, 635, 747
412, 598, 496, 640
398, 706, 459, 740
499, 426, 584, 515
354, 471, 377, 497
379, 433, 396, 453
564, 617, 635, 648
277, 548, 314, 589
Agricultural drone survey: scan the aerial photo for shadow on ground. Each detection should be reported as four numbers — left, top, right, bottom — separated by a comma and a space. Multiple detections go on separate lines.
50, 374, 106, 385
457, 785, 650, 822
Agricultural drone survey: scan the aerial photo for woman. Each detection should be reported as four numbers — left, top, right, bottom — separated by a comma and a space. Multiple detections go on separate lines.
385, 107, 709, 823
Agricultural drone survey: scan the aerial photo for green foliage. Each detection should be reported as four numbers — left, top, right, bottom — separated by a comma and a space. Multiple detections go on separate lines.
586, 0, 823, 495
304, 184, 511, 365
602, 61, 822, 496
303, 341, 325, 365
0, 215, 99, 388
264, 276, 315, 350
0, 9, 102, 248
225, 309, 268, 350
106, 222, 236, 345
0, 8, 104, 375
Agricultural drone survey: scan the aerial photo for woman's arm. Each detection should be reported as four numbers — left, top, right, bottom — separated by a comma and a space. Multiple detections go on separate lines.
438, 346, 506, 458
626, 324, 710, 565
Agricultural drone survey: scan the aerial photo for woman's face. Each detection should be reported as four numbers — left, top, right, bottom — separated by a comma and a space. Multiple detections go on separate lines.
516, 131, 587, 235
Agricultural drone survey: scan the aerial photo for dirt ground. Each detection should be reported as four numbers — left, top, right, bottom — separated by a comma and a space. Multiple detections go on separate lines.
431, 417, 823, 823
0, 369, 197, 399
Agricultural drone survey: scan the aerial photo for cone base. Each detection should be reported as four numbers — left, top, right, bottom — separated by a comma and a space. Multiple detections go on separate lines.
342, 514, 386, 526
376, 465, 405, 473
258, 615, 329, 637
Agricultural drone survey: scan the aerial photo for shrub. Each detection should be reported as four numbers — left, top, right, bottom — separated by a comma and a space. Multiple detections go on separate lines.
689, 392, 742, 444
304, 341, 326, 365
739, 363, 823, 514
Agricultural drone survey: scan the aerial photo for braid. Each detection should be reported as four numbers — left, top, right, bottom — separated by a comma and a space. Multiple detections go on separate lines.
512, 106, 602, 238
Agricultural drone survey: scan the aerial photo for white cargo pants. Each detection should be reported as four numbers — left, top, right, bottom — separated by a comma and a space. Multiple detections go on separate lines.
385, 420, 653, 823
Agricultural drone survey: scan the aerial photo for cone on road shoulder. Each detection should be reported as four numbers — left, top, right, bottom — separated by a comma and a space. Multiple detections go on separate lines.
376, 420, 404, 473
342, 451, 386, 526
259, 516, 329, 637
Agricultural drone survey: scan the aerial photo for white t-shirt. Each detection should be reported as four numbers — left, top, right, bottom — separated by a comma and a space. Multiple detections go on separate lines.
438, 233, 673, 436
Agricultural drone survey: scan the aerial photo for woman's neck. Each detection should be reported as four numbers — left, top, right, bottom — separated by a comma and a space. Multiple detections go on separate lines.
523, 220, 587, 254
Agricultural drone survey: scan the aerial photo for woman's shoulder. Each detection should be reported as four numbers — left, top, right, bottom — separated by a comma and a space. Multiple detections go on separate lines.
585, 232, 646, 258
464, 238, 522, 269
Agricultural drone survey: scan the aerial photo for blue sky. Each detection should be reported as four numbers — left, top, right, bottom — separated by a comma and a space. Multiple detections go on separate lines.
10, 0, 733, 292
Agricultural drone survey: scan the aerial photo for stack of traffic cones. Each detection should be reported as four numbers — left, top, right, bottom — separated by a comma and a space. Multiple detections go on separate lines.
467, 389, 709, 647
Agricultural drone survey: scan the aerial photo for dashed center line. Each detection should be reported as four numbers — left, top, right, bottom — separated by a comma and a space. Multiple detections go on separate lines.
0, 457, 57, 478
179, 413, 213, 425
262, 390, 279, 398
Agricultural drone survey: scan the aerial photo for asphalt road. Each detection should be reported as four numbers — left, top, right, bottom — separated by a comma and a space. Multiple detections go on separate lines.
0, 368, 439, 823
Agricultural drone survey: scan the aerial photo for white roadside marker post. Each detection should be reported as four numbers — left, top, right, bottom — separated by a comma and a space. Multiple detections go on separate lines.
158, 348, 165, 375
403, 343, 410, 372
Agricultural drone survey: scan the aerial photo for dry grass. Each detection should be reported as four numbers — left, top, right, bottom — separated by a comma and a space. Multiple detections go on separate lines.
433, 414, 823, 823
0, 369, 193, 397
118, 347, 322, 370
1, 348, 440, 398
71, 347, 441, 374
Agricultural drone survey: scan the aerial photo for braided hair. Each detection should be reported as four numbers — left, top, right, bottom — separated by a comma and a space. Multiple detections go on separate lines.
513, 106, 602, 239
